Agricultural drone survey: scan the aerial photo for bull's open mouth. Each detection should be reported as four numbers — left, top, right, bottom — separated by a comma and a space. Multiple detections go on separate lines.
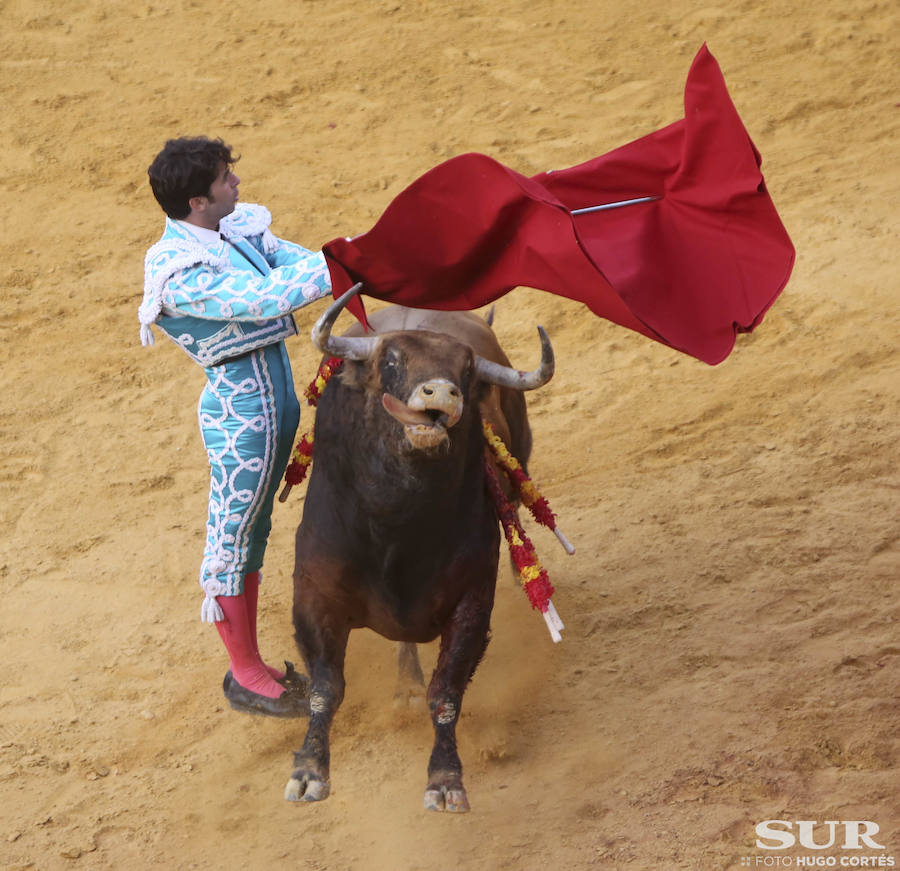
382, 394, 452, 448
406, 412, 447, 434
404, 420, 449, 449
421, 409, 450, 427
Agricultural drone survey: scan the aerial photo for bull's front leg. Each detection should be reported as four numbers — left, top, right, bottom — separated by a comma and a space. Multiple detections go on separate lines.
424, 585, 493, 813
394, 642, 426, 709
284, 611, 349, 803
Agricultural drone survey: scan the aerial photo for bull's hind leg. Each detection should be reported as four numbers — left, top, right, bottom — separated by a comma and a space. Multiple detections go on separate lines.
424, 587, 493, 813
284, 606, 349, 803
394, 642, 426, 709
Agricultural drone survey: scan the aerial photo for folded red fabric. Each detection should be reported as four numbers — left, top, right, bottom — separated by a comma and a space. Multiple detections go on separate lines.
323, 45, 794, 365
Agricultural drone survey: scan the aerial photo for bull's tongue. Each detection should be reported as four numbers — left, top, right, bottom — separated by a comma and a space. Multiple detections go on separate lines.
381, 393, 437, 427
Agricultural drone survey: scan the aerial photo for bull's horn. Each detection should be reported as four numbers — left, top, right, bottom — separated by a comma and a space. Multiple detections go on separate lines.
474, 326, 554, 390
310, 283, 377, 360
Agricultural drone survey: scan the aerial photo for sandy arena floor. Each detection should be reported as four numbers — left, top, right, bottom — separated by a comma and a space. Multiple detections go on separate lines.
1, 1, 897, 869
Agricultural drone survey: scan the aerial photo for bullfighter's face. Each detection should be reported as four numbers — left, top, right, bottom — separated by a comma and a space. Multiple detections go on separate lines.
196, 161, 240, 228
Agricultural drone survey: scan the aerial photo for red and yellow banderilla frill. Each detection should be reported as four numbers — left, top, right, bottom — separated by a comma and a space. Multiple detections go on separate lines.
278, 357, 343, 503
481, 420, 575, 555
482, 454, 566, 642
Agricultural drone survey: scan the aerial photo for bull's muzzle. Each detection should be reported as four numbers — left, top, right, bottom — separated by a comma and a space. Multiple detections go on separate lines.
382, 379, 463, 449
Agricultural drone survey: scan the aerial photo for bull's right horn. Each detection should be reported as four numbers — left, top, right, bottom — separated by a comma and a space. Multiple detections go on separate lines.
474, 325, 554, 390
310, 283, 378, 361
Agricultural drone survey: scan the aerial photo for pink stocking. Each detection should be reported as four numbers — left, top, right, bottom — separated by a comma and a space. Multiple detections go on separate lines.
214, 591, 285, 699
241, 571, 286, 682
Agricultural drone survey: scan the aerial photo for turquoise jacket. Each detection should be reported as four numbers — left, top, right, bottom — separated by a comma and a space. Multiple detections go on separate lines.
139, 203, 332, 366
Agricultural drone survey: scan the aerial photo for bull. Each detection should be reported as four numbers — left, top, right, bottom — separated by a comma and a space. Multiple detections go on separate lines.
285, 286, 554, 812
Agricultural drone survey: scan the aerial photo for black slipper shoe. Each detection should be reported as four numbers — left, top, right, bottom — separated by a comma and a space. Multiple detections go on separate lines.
223, 671, 310, 718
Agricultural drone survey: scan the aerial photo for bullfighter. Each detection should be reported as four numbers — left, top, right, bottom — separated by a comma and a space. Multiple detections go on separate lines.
139, 136, 332, 718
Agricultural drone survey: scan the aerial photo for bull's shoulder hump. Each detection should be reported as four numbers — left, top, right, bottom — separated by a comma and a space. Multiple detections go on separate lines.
343, 306, 511, 365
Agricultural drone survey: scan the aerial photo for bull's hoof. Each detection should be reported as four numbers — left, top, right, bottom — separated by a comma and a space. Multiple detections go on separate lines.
423, 784, 470, 813
392, 685, 427, 711
284, 771, 331, 803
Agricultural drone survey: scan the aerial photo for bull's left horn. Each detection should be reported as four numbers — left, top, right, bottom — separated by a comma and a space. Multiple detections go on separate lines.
310, 283, 378, 361
474, 326, 554, 390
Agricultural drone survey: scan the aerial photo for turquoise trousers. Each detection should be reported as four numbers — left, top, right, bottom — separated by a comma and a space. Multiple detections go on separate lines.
196, 341, 300, 611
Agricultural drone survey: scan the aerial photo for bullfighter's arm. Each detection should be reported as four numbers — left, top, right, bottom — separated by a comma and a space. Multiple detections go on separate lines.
160, 255, 332, 322
251, 233, 326, 272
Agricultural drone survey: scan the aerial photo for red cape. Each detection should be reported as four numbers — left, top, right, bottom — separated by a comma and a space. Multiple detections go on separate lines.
323, 45, 794, 365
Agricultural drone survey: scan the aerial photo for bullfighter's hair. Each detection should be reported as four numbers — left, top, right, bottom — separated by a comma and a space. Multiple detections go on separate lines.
147, 136, 238, 220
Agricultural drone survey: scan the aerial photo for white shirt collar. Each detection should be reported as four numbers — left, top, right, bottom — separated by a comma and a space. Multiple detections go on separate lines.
175, 219, 223, 247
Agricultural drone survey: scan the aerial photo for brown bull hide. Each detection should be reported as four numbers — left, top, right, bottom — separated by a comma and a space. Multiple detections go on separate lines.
284, 304, 550, 812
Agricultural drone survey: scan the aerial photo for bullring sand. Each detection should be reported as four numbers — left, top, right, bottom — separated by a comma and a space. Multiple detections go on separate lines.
1, 1, 897, 869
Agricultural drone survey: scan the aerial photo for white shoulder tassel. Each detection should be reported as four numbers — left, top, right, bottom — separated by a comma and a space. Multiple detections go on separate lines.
201, 596, 224, 623
140, 323, 156, 346
261, 228, 279, 254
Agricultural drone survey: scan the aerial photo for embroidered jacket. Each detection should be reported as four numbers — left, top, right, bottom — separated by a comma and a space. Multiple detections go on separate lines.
139, 203, 332, 366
